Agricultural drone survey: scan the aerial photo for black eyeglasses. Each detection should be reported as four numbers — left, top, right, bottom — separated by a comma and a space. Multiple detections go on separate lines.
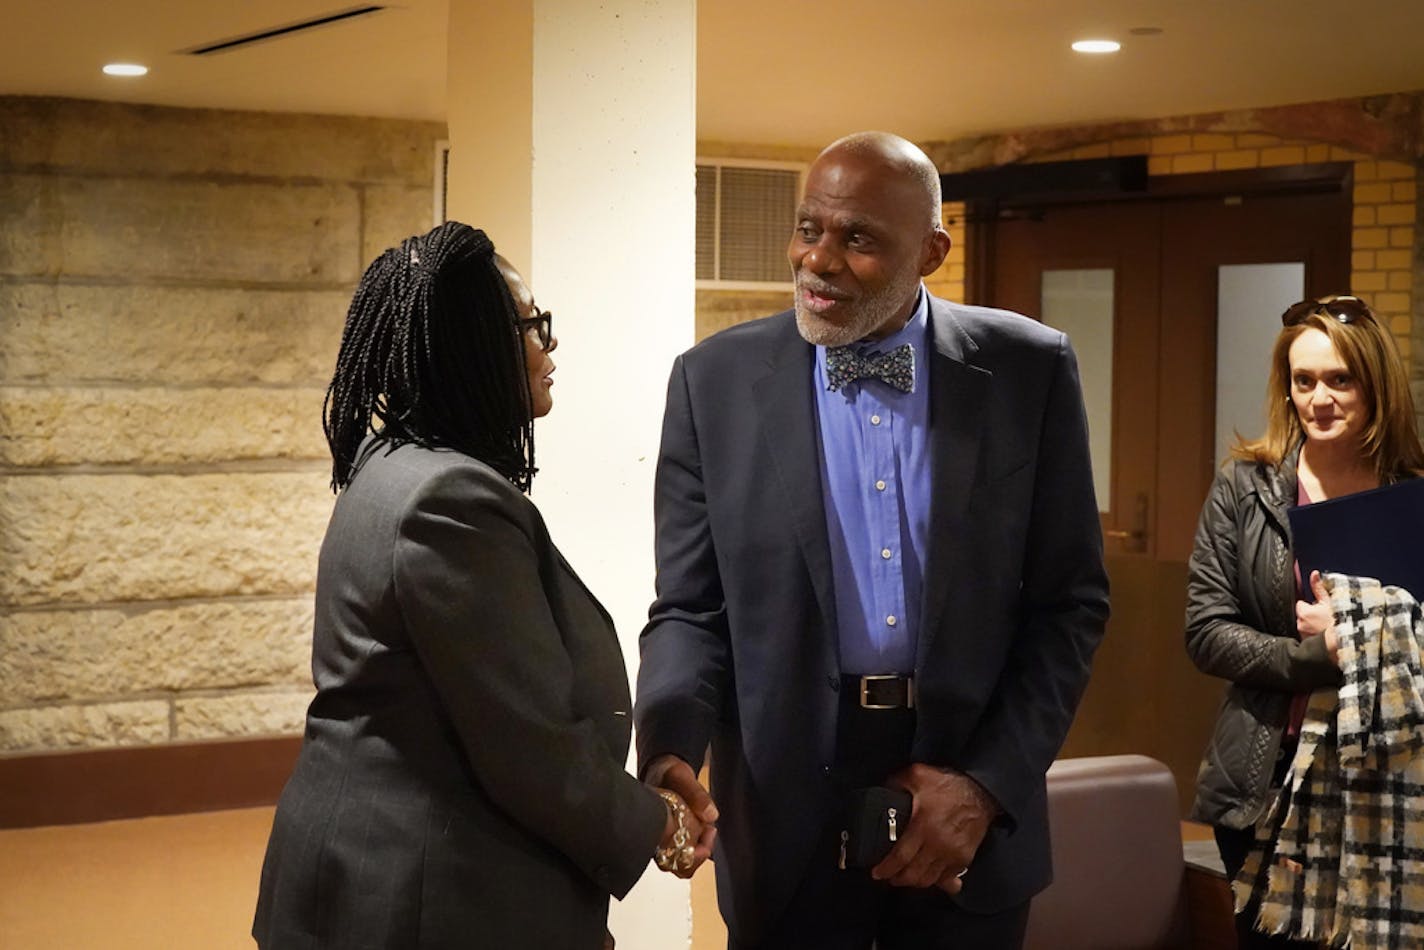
518, 307, 554, 351
1281, 294, 1376, 327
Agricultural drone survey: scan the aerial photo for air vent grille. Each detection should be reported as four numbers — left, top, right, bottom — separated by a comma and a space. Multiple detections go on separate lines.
696, 160, 801, 286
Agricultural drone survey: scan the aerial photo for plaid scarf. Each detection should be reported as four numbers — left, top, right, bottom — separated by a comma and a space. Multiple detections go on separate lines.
1236, 574, 1424, 948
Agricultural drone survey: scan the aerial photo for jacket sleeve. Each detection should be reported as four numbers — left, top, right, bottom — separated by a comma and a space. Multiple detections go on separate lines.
392, 466, 666, 900
955, 335, 1110, 827
1184, 464, 1339, 691
634, 354, 732, 776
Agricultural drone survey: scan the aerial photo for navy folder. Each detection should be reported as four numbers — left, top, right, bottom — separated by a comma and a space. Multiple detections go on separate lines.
1288, 476, 1424, 602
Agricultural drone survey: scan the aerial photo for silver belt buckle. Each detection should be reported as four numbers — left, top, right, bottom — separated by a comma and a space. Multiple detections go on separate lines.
859, 674, 914, 710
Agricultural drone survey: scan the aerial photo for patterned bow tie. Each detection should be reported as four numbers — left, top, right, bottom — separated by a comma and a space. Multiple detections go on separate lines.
825, 343, 915, 393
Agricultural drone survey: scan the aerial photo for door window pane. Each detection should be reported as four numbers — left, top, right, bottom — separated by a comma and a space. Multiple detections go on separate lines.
1042, 269, 1113, 512
1216, 263, 1304, 467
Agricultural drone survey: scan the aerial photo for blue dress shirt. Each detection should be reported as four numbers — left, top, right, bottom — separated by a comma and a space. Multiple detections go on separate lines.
814, 288, 932, 675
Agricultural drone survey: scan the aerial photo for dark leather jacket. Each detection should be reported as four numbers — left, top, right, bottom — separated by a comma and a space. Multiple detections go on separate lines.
1185, 447, 1341, 828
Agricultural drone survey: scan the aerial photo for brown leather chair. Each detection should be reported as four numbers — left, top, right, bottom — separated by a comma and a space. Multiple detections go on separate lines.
1023, 755, 1189, 950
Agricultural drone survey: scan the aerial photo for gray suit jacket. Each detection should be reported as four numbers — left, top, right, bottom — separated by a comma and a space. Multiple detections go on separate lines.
254, 440, 666, 949
635, 298, 1110, 942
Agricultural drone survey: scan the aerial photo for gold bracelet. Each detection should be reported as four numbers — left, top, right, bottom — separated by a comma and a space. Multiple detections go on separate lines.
654, 789, 695, 872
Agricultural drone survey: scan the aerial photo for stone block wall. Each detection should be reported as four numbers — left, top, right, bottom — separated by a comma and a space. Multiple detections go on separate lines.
0, 97, 443, 753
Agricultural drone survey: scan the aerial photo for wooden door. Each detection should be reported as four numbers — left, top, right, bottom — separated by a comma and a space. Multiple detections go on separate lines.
982, 180, 1350, 812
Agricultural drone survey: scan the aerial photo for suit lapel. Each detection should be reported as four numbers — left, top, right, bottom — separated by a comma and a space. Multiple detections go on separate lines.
752, 320, 838, 639
918, 300, 991, 668
745, 304, 988, 668
551, 545, 621, 647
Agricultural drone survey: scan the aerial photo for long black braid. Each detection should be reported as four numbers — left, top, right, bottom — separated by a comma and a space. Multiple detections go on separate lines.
323, 221, 537, 492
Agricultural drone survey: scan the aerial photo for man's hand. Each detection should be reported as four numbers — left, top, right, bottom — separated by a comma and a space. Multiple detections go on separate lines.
645, 754, 719, 877
871, 763, 998, 895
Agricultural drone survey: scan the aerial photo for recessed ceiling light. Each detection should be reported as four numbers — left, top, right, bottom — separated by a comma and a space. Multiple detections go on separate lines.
1071, 40, 1121, 54
102, 63, 149, 77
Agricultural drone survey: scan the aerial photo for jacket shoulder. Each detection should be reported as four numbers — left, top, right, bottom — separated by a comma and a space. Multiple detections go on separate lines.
1210, 459, 1248, 501
685, 308, 794, 352
935, 298, 1066, 355
1203, 457, 1294, 523
674, 309, 799, 380
1218, 456, 1278, 493
346, 441, 527, 515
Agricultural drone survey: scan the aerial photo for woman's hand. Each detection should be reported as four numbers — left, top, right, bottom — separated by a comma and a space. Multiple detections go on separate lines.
1295, 570, 1340, 667
652, 787, 715, 878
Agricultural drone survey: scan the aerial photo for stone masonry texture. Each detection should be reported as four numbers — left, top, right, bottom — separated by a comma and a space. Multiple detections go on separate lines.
0, 96, 441, 752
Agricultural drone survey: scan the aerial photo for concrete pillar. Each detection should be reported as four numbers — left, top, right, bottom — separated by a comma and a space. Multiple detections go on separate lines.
445, 2, 698, 947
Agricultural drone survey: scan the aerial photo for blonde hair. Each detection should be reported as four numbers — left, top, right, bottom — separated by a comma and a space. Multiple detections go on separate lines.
1232, 306, 1424, 478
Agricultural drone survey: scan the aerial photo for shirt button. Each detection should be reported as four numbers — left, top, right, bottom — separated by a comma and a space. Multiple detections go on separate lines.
886, 615, 897, 627
875, 480, 887, 491
870, 414, 882, 426
881, 548, 892, 559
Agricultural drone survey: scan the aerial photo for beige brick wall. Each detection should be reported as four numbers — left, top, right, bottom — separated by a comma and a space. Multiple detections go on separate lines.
0, 97, 443, 753
923, 201, 967, 303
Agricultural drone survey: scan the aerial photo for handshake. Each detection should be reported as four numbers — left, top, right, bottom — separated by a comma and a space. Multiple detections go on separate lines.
645, 755, 718, 879
644, 758, 997, 895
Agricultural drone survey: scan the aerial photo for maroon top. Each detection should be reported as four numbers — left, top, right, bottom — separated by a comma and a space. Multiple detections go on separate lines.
1287, 478, 1314, 735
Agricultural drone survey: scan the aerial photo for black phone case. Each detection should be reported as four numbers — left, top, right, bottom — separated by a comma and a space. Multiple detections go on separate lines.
839, 786, 913, 868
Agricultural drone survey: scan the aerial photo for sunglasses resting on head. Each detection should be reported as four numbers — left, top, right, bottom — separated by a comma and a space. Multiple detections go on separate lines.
1281, 294, 1376, 327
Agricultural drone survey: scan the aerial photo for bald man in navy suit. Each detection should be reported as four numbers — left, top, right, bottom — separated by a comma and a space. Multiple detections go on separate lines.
635, 132, 1109, 949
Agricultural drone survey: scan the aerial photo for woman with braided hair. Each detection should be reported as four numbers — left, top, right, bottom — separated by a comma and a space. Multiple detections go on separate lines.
253, 222, 710, 949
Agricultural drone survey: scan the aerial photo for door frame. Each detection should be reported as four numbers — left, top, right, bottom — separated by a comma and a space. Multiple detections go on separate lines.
966, 161, 1354, 561
964, 162, 1354, 304
960, 163, 1356, 806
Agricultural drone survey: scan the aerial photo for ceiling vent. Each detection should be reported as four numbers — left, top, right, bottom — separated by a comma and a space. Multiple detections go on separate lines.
182, 5, 387, 56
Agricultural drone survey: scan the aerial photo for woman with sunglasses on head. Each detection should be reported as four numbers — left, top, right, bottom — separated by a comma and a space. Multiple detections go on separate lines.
253, 222, 710, 950
1185, 294, 1424, 949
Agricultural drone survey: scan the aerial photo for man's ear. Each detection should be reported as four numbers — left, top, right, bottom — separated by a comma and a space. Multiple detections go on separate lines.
919, 227, 952, 277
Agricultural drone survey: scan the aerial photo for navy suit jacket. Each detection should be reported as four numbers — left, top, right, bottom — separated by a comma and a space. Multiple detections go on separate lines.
635, 296, 1110, 942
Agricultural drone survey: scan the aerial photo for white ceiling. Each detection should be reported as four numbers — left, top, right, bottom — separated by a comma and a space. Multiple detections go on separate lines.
1, 2, 451, 123
5, 1, 1424, 147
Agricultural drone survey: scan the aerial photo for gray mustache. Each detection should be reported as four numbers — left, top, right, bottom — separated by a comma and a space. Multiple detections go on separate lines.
795, 273, 848, 300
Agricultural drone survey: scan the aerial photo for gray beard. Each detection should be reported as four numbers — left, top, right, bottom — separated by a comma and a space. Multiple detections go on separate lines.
793, 268, 922, 347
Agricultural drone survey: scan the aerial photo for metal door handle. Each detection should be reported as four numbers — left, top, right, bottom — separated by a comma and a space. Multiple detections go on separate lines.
1107, 492, 1149, 552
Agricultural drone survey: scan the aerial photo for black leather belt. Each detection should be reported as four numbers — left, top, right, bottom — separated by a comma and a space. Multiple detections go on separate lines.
844, 674, 915, 709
